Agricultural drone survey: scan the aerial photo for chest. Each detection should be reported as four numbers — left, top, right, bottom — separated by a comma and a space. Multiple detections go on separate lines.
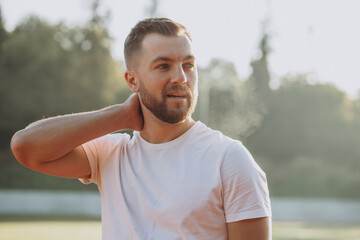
99, 146, 222, 220
99, 143, 228, 238
126, 148, 222, 207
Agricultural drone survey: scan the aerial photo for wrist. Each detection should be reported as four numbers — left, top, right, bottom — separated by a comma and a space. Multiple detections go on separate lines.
99, 104, 127, 132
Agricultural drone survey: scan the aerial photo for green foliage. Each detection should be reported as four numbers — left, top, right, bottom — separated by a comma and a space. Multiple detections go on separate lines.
197, 54, 360, 199
0, 6, 7, 49
0, 2, 130, 190
248, 33, 271, 100
247, 75, 359, 160
246, 74, 360, 198
196, 59, 266, 139
0, 16, 126, 132
1, 8, 359, 199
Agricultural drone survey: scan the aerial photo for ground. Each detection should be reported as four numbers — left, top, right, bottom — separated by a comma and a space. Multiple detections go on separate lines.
0, 215, 359, 240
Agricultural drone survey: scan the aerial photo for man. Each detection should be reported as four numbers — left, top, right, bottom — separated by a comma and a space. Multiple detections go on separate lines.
11, 18, 271, 239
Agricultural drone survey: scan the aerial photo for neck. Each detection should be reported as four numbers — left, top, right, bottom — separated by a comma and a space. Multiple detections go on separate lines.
140, 109, 195, 144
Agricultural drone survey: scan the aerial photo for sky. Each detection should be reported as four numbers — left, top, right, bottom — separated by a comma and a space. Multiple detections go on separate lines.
1, 0, 359, 98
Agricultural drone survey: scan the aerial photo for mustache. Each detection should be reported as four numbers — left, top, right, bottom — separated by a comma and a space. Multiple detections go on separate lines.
162, 85, 192, 95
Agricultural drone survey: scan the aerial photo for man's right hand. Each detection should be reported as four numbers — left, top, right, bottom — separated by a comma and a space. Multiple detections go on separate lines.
122, 93, 144, 131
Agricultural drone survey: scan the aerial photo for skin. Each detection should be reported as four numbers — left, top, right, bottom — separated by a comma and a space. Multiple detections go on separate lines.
10, 33, 270, 239
125, 33, 198, 143
10, 95, 142, 178
227, 217, 271, 240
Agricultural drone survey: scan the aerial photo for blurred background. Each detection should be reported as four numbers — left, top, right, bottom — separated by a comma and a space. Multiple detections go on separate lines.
0, 0, 359, 239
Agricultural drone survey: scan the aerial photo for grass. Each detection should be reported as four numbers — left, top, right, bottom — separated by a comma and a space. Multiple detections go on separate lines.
0, 216, 359, 240
0, 215, 101, 240
0, 221, 101, 240
272, 222, 360, 240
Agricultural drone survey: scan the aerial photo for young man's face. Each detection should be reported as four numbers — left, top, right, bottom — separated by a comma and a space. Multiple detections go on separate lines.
134, 33, 198, 124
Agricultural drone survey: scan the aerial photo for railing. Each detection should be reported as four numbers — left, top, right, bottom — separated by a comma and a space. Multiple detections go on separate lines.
1, 190, 360, 222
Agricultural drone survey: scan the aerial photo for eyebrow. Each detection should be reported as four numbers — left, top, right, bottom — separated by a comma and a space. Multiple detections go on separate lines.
151, 55, 196, 64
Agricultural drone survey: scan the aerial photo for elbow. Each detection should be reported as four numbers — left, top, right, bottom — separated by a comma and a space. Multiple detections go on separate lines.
10, 130, 34, 167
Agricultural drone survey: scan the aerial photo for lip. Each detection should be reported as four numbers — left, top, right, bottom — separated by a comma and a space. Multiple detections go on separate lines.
165, 91, 187, 98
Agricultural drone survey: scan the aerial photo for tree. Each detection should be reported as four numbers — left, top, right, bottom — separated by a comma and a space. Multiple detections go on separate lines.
0, 1, 127, 190
0, 6, 7, 49
196, 59, 266, 140
248, 32, 271, 101
245, 74, 360, 198
197, 59, 239, 124
145, 0, 161, 17
0, 4, 126, 139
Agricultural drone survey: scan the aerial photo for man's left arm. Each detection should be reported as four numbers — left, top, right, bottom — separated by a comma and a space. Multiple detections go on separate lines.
221, 142, 272, 239
227, 217, 271, 240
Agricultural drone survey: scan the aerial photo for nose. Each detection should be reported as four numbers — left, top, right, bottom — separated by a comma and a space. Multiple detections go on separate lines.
170, 65, 187, 84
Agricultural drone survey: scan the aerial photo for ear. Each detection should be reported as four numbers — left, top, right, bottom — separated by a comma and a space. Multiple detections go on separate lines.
124, 71, 140, 93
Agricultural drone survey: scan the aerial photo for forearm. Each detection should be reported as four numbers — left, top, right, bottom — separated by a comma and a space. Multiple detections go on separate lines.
11, 104, 127, 165
227, 217, 271, 240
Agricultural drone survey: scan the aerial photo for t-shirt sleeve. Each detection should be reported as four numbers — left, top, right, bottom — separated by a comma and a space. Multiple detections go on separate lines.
221, 141, 272, 223
78, 133, 129, 186
78, 135, 110, 185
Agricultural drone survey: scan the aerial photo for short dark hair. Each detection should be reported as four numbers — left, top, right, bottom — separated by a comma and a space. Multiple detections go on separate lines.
124, 18, 191, 70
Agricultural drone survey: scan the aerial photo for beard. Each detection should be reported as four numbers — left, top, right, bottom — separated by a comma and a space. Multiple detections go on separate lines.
138, 80, 197, 124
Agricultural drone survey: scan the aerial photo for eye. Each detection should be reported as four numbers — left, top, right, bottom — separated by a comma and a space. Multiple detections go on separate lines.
183, 63, 195, 70
156, 64, 169, 70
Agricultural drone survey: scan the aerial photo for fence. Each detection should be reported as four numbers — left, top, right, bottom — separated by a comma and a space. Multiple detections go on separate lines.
1, 190, 360, 222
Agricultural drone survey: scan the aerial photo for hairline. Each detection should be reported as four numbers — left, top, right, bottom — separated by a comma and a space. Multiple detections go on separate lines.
150, 54, 196, 65
126, 32, 192, 71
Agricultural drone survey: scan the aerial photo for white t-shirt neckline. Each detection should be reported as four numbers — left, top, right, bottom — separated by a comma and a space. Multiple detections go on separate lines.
133, 121, 204, 150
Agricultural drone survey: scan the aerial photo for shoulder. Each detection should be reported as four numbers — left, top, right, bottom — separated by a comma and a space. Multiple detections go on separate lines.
82, 132, 131, 153
195, 122, 253, 157
191, 122, 259, 169
96, 132, 130, 144
221, 140, 266, 181
224, 141, 256, 165
192, 121, 237, 149
195, 123, 267, 182
102, 132, 131, 145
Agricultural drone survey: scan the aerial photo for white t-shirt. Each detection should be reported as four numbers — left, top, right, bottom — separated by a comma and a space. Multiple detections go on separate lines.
81, 121, 271, 240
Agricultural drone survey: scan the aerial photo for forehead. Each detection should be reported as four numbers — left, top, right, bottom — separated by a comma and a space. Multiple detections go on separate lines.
141, 33, 194, 62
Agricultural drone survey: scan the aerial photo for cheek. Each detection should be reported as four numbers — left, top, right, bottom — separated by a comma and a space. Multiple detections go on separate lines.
145, 81, 167, 98
140, 72, 166, 89
188, 73, 198, 89
149, 72, 169, 85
